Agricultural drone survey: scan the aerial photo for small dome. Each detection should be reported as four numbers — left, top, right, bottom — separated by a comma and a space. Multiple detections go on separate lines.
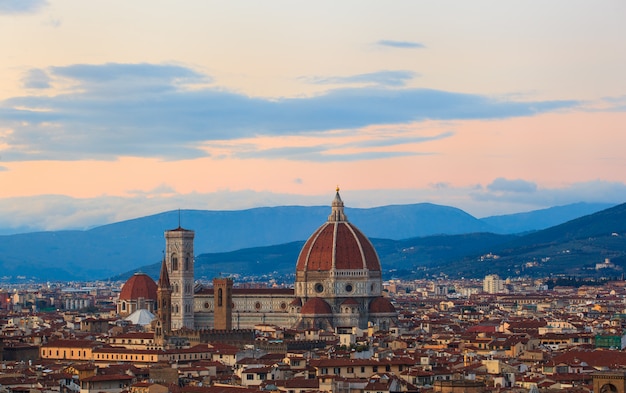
368, 297, 396, 314
296, 191, 380, 273
124, 309, 155, 326
301, 298, 332, 315
119, 273, 157, 301
342, 298, 359, 306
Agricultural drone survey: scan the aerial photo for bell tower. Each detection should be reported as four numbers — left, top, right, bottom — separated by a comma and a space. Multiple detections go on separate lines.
165, 226, 195, 330
155, 257, 172, 347
213, 277, 233, 330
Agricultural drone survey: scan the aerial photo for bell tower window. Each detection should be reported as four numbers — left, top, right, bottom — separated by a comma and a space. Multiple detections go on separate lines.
172, 255, 178, 271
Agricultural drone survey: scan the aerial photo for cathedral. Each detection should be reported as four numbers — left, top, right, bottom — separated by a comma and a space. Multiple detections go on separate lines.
119, 190, 397, 338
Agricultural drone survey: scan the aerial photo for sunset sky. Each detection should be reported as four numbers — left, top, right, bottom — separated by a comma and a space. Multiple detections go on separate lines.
1, 0, 626, 233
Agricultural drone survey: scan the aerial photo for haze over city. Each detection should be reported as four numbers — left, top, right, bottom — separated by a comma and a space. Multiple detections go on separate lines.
1, 0, 626, 233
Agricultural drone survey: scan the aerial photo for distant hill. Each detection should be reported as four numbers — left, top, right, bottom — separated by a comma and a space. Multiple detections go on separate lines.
0, 201, 619, 282
117, 203, 626, 282
113, 232, 519, 282
436, 202, 626, 278
480, 202, 615, 234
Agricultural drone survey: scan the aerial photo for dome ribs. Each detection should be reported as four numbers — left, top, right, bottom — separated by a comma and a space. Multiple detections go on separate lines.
353, 228, 381, 271
335, 223, 366, 270
307, 224, 335, 271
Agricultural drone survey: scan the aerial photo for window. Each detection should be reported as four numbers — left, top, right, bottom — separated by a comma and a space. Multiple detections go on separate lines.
246, 374, 254, 380
185, 255, 190, 271
172, 254, 178, 271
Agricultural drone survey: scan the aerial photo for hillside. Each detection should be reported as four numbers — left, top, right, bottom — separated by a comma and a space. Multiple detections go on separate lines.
113, 232, 518, 282
436, 202, 626, 278
480, 202, 615, 234
130, 202, 624, 282
0, 201, 619, 282
0, 203, 494, 281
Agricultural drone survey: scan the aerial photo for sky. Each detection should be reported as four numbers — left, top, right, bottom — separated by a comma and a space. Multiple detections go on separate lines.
1, 0, 626, 233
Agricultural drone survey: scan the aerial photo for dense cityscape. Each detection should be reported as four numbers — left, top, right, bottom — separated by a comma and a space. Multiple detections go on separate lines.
3, 274, 626, 393
1, 193, 626, 393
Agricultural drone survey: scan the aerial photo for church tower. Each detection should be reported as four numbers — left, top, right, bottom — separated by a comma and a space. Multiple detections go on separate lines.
165, 227, 195, 330
213, 277, 233, 330
155, 257, 172, 347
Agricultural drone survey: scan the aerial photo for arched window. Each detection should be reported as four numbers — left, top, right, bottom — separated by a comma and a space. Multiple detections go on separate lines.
184, 254, 190, 271
218, 288, 223, 307
172, 254, 178, 271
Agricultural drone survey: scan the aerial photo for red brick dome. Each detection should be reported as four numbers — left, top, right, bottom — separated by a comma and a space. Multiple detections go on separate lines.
368, 297, 396, 314
296, 191, 381, 272
301, 298, 332, 315
119, 273, 157, 301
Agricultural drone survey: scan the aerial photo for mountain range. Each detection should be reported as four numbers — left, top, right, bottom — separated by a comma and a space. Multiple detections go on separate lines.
0, 201, 617, 282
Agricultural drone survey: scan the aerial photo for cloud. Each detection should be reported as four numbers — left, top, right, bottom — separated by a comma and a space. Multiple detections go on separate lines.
0, 63, 579, 162
487, 177, 538, 193
233, 144, 422, 162
377, 40, 425, 49
353, 131, 454, 148
21, 68, 51, 89
128, 184, 177, 197
0, 0, 47, 14
472, 179, 626, 213
430, 182, 450, 189
223, 129, 448, 162
51, 63, 208, 85
303, 70, 417, 87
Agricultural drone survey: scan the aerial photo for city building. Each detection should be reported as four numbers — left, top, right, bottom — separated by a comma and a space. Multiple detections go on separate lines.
483, 274, 505, 294
117, 190, 398, 336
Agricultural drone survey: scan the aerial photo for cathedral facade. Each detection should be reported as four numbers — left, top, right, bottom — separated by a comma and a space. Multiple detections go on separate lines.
148, 190, 397, 332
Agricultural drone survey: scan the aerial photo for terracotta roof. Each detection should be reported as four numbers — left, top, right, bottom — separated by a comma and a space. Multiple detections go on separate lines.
296, 191, 380, 272
301, 298, 333, 315
551, 348, 626, 368
296, 222, 380, 272
369, 297, 396, 314
119, 273, 158, 301
42, 339, 100, 349
81, 374, 133, 382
